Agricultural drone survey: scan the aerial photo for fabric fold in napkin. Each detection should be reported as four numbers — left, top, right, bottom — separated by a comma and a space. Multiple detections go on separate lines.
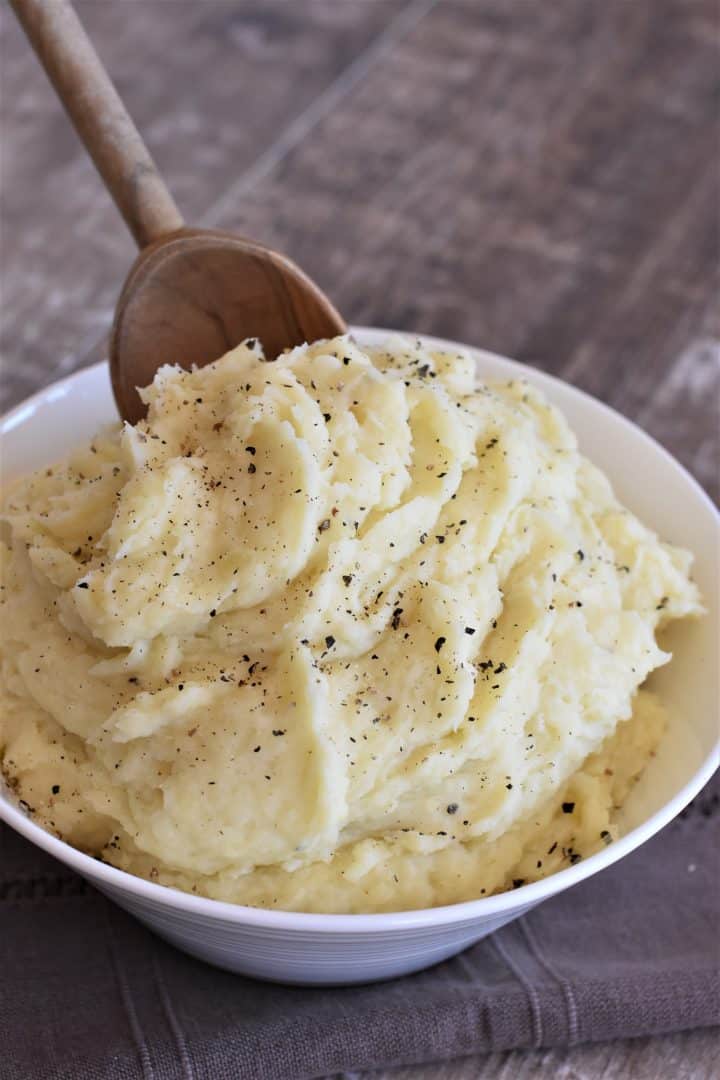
1, 776, 718, 1080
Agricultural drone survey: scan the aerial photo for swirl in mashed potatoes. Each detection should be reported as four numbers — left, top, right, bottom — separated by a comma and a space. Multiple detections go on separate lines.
0, 336, 702, 912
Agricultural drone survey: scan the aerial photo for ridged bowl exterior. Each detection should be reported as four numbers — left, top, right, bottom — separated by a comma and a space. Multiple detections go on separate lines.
98, 881, 538, 983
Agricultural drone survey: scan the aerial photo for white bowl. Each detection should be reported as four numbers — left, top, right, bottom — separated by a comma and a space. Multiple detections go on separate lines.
1, 328, 718, 986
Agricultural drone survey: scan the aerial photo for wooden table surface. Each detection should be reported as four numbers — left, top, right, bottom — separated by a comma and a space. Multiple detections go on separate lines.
1, 2, 718, 1077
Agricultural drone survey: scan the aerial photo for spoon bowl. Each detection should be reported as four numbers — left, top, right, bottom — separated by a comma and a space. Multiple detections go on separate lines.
12, 0, 345, 423
111, 228, 345, 422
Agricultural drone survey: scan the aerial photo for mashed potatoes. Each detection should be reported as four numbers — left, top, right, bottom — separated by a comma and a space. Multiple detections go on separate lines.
0, 336, 702, 912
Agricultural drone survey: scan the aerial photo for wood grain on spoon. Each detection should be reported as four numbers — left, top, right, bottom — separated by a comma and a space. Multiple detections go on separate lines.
110, 229, 346, 423
11, 0, 346, 423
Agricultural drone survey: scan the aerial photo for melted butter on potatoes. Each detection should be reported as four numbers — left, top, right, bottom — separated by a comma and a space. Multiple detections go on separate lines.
0, 336, 702, 912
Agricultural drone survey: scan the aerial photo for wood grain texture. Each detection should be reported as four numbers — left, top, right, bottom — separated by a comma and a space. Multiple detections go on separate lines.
202, 0, 719, 499
1, 2, 718, 1077
9, 0, 184, 248
343, 1026, 720, 1080
2, 0, 717, 495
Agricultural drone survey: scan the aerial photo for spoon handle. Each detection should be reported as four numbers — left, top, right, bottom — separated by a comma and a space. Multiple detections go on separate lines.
10, 0, 184, 248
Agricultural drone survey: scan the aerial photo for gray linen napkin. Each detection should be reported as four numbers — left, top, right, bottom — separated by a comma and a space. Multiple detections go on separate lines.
1, 774, 718, 1080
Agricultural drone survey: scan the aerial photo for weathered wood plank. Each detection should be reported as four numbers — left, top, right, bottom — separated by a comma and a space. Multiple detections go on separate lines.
3, 1, 717, 498
200, 0, 719, 495
350, 1025, 720, 1080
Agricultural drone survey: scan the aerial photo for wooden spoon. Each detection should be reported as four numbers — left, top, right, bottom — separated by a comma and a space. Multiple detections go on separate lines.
11, 0, 346, 423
